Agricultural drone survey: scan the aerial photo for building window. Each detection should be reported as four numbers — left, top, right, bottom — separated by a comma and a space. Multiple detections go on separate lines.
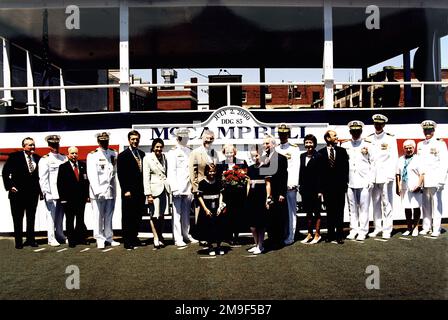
312, 91, 320, 102
242, 90, 247, 103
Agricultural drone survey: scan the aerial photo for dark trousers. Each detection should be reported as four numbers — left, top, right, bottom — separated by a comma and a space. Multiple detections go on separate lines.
9, 193, 38, 246
62, 202, 87, 244
267, 201, 287, 247
324, 191, 346, 241
121, 194, 145, 246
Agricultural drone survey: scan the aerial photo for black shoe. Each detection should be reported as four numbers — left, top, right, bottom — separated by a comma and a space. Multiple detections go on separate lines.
133, 240, 146, 247
15, 244, 23, 249
325, 238, 332, 243
69, 243, 76, 248
337, 239, 344, 244
124, 244, 134, 250
24, 240, 38, 247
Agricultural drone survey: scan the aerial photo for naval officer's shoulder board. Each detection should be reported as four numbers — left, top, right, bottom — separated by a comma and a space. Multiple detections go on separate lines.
386, 132, 395, 136
289, 143, 299, 148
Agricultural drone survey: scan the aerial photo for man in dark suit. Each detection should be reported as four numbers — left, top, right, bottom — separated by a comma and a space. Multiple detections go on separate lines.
2, 137, 41, 249
117, 130, 146, 250
261, 135, 288, 250
57, 146, 89, 248
318, 130, 349, 244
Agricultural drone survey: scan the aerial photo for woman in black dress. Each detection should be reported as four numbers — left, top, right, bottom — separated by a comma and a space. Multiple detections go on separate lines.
298, 134, 323, 244
197, 164, 226, 256
245, 145, 272, 255
218, 144, 248, 246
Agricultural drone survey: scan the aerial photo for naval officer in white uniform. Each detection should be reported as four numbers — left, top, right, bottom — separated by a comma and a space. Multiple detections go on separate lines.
341, 121, 373, 241
368, 114, 398, 239
275, 123, 299, 246
39, 135, 67, 246
417, 120, 448, 237
86, 132, 120, 249
167, 128, 197, 246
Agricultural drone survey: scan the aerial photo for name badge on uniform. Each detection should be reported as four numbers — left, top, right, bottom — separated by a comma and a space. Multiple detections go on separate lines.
83, 174, 87, 179
211, 201, 216, 209
381, 143, 388, 150
430, 148, 438, 155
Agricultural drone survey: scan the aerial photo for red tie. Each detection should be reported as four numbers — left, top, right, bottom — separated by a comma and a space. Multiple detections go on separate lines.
73, 162, 79, 181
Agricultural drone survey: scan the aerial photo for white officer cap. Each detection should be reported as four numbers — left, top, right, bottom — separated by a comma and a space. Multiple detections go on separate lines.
96, 132, 110, 141
347, 120, 364, 130
421, 120, 436, 130
174, 128, 191, 138
372, 114, 388, 124
45, 135, 61, 144
277, 123, 291, 134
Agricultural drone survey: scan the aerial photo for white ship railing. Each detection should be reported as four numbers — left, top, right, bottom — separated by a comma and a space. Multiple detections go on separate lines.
0, 81, 447, 115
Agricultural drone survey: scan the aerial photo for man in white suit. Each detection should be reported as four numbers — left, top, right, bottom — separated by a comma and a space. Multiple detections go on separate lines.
341, 121, 373, 241
417, 120, 448, 237
368, 114, 398, 239
167, 128, 197, 246
39, 135, 67, 246
86, 132, 120, 249
275, 123, 300, 246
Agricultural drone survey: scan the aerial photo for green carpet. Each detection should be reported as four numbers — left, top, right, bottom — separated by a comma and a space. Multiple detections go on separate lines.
0, 230, 447, 300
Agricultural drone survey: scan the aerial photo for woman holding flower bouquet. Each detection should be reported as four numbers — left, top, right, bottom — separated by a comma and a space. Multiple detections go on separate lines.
196, 164, 227, 256
245, 145, 272, 255
219, 144, 248, 246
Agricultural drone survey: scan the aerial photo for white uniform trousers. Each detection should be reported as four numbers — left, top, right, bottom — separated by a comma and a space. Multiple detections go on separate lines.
285, 189, 298, 244
172, 194, 193, 244
422, 187, 443, 233
91, 199, 115, 244
45, 199, 65, 244
347, 187, 371, 237
371, 181, 394, 235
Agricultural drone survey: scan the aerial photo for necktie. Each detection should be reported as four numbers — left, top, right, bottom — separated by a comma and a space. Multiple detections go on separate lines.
27, 155, 35, 173
402, 157, 412, 183
329, 147, 335, 168
73, 162, 79, 181
133, 149, 142, 172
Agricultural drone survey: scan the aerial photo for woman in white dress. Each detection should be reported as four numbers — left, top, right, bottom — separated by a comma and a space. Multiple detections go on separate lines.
395, 140, 424, 236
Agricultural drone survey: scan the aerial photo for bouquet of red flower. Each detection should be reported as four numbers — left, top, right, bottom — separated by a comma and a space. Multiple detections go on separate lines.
222, 165, 248, 188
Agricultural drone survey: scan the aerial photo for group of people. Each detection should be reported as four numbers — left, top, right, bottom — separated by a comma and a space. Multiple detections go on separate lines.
2, 114, 447, 255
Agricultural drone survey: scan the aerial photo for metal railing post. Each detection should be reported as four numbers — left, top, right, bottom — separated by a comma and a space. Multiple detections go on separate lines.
420, 84, 425, 108
36, 89, 41, 114
226, 84, 231, 106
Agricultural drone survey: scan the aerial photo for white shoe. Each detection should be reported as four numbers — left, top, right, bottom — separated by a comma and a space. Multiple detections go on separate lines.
218, 250, 225, 255
97, 241, 105, 249
252, 247, 264, 255
356, 234, 366, 241
188, 238, 199, 244
309, 236, 321, 244
247, 246, 257, 253
49, 241, 60, 247
110, 241, 121, 247
412, 228, 419, 237
346, 232, 357, 240
382, 233, 391, 239
300, 235, 313, 244
430, 231, 440, 237
175, 241, 187, 247
208, 249, 216, 256
402, 230, 411, 236
419, 229, 430, 235
368, 230, 381, 237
